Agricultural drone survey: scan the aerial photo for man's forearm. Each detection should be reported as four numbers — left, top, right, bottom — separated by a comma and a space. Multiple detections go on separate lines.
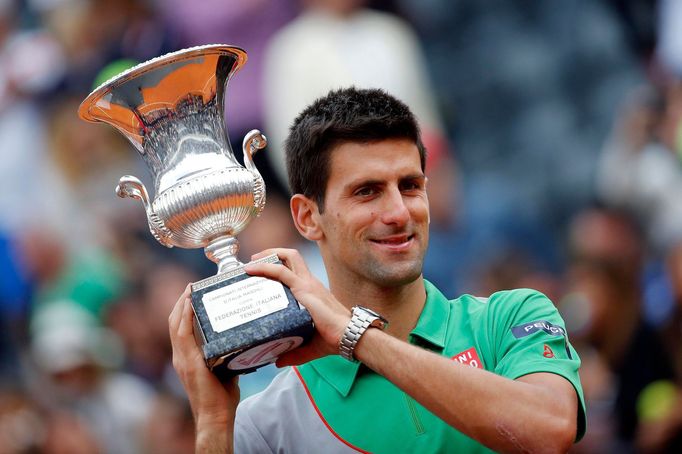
195, 419, 234, 454
354, 328, 577, 453
169, 289, 240, 454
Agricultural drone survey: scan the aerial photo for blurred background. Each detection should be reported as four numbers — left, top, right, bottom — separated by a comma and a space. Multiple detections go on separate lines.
1, 0, 682, 452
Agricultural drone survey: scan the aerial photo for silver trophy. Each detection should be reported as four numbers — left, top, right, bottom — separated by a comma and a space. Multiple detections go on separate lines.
78, 44, 313, 378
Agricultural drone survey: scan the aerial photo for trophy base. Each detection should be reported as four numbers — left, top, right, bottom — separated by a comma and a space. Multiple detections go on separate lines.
190, 255, 314, 380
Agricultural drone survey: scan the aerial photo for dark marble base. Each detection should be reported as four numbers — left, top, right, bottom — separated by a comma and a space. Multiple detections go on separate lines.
190, 256, 314, 380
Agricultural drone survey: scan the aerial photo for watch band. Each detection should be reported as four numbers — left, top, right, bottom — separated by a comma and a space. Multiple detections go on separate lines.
339, 306, 387, 362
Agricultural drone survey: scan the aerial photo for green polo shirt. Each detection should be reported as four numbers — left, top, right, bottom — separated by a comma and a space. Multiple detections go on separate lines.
296, 280, 586, 453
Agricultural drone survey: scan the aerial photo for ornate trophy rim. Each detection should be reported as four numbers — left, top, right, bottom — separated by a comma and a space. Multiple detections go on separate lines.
77, 44, 247, 123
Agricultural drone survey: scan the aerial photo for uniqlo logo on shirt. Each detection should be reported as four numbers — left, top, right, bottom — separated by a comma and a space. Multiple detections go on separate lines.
452, 347, 483, 369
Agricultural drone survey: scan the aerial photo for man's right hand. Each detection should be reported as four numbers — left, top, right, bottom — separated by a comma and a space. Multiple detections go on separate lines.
245, 248, 352, 367
169, 285, 239, 453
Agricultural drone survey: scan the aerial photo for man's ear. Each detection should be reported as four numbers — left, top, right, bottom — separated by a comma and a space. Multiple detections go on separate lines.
290, 194, 324, 241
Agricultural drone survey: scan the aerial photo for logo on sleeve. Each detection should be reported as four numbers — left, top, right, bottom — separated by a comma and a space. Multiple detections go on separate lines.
511, 320, 566, 338
511, 320, 573, 360
452, 347, 483, 369
543, 344, 555, 358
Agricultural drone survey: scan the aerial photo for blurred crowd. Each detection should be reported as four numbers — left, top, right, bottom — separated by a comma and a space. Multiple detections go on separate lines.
1, 0, 682, 452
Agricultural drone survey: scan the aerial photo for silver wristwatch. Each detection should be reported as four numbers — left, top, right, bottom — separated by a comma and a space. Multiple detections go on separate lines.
339, 306, 388, 362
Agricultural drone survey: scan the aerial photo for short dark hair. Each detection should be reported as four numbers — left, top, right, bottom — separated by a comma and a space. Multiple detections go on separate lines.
284, 87, 426, 211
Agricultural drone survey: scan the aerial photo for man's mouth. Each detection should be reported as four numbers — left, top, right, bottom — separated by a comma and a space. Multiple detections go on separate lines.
370, 234, 414, 247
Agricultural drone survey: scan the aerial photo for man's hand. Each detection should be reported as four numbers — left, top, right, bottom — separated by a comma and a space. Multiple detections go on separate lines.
245, 248, 351, 367
168, 285, 240, 453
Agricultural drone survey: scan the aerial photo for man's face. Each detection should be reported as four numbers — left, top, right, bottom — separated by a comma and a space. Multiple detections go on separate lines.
316, 138, 429, 289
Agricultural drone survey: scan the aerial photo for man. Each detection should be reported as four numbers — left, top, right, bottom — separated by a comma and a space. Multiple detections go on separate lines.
169, 87, 586, 453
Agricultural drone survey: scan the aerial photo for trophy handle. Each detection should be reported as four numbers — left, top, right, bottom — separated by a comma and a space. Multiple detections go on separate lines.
116, 175, 174, 248
242, 129, 267, 214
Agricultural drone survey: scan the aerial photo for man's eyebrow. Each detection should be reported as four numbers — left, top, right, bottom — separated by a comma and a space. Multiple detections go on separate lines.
344, 178, 384, 192
344, 173, 426, 191
401, 173, 426, 181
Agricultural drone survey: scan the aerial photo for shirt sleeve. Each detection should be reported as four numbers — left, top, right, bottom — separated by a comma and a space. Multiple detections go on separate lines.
234, 400, 274, 454
488, 288, 587, 441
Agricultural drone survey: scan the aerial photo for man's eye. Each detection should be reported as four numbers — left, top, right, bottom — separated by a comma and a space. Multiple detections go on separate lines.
401, 181, 422, 191
355, 187, 375, 197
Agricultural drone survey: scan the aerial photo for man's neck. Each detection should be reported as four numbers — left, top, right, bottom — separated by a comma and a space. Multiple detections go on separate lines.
330, 276, 427, 341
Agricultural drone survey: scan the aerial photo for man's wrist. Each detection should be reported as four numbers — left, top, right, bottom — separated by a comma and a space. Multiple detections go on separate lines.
338, 306, 388, 361
351, 324, 387, 366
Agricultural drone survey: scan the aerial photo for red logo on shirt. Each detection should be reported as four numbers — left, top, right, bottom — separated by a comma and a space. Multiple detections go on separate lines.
543, 344, 555, 358
452, 347, 483, 369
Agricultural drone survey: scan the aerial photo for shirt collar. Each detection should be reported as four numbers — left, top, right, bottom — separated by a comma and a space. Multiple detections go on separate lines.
309, 279, 451, 397
309, 355, 362, 397
409, 279, 450, 349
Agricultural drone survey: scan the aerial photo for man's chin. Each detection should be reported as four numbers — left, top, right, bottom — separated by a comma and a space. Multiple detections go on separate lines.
366, 262, 423, 288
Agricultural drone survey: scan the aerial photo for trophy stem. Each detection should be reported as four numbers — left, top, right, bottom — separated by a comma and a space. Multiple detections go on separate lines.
205, 236, 242, 273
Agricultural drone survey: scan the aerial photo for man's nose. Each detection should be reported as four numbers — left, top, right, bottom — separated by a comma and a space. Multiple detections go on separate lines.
380, 188, 410, 225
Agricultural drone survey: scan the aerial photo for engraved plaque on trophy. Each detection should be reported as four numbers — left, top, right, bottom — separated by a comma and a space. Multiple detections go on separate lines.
78, 45, 314, 379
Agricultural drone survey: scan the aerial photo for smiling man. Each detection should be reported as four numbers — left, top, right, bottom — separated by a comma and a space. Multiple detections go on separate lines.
169, 87, 586, 453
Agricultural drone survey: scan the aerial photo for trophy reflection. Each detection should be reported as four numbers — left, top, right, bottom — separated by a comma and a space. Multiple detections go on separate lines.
78, 45, 314, 379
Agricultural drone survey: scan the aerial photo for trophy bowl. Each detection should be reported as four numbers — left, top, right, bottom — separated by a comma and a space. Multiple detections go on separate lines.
78, 44, 313, 378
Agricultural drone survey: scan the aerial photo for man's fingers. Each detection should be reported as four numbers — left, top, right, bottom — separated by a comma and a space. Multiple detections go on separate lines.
244, 261, 298, 288
250, 249, 278, 261
250, 248, 309, 276
177, 292, 196, 337
169, 284, 192, 334
272, 248, 308, 275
